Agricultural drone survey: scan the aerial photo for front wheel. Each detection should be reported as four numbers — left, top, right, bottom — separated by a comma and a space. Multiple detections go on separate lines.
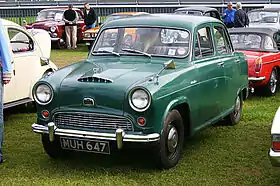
42, 134, 64, 159
155, 109, 184, 169
225, 95, 242, 125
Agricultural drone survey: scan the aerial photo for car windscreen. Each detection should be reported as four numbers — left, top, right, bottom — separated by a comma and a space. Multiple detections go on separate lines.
36, 10, 64, 21
248, 11, 279, 23
230, 33, 277, 50
175, 10, 203, 16
92, 27, 190, 58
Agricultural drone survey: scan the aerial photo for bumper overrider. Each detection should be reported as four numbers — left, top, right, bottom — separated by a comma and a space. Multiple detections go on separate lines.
248, 76, 266, 82
269, 148, 280, 166
32, 122, 160, 149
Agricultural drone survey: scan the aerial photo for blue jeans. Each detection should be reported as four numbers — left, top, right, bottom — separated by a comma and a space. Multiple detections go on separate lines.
0, 71, 3, 158
86, 23, 95, 30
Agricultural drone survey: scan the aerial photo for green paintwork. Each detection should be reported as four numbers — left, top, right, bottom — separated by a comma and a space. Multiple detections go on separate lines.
34, 14, 248, 137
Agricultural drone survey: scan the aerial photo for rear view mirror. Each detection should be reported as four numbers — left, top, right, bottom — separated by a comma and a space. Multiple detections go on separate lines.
40, 57, 49, 66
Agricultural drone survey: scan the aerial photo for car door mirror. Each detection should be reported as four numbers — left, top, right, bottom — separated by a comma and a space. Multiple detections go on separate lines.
40, 57, 49, 66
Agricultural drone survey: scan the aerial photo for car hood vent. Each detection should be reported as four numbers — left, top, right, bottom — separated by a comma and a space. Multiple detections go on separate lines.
78, 75, 113, 83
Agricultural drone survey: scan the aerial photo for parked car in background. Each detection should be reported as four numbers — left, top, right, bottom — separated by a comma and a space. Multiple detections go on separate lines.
32, 14, 248, 169
24, 8, 86, 49
269, 106, 280, 166
83, 12, 149, 49
229, 27, 280, 96
1, 19, 57, 108
248, 8, 280, 29
174, 6, 221, 20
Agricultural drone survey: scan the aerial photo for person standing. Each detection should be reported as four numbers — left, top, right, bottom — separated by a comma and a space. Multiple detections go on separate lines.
234, 2, 249, 28
0, 23, 13, 164
222, 2, 236, 28
83, 2, 97, 30
63, 4, 78, 49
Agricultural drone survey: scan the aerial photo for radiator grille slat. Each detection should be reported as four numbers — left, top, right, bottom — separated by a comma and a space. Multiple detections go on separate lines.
54, 113, 133, 131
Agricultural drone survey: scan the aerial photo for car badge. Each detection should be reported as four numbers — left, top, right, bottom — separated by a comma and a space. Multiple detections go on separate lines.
83, 98, 95, 106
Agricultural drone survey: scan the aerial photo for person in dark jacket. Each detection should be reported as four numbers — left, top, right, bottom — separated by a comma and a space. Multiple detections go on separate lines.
63, 4, 78, 49
234, 2, 249, 28
83, 2, 97, 30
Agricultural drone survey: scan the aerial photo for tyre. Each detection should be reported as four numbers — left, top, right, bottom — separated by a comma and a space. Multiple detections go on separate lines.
155, 109, 184, 169
42, 134, 64, 159
262, 68, 278, 96
53, 40, 66, 49
225, 94, 242, 125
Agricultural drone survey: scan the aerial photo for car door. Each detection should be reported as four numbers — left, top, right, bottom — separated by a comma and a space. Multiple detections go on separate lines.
193, 26, 226, 125
213, 24, 238, 111
7, 27, 41, 101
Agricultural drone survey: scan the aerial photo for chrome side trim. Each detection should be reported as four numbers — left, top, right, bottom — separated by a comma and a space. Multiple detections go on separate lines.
32, 123, 160, 148
248, 76, 266, 82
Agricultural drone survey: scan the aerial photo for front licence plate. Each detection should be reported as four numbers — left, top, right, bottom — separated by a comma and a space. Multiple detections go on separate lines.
60, 137, 110, 155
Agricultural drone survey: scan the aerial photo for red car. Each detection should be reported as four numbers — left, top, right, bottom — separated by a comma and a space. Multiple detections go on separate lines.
229, 27, 280, 96
25, 8, 86, 49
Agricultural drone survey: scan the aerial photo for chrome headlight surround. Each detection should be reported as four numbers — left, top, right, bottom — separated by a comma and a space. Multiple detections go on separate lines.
33, 83, 54, 105
50, 26, 56, 33
128, 87, 151, 112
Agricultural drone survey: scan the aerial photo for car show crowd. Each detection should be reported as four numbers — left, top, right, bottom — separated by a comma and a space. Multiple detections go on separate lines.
1, 0, 280, 170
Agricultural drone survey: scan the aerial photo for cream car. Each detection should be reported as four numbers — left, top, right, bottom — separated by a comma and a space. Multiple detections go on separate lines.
2, 19, 57, 109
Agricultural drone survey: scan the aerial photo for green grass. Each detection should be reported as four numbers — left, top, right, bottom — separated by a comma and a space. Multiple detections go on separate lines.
1, 45, 280, 185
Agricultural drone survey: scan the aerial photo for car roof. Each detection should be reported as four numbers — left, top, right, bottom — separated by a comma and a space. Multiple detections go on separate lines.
42, 8, 81, 11
102, 13, 222, 30
175, 6, 219, 13
0, 18, 19, 27
248, 8, 280, 12
111, 12, 149, 16
228, 27, 279, 36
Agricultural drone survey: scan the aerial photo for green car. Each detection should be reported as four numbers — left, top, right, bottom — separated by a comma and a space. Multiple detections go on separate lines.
32, 14, 249, 169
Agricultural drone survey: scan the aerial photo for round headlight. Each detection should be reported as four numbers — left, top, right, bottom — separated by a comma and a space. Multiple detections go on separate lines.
129, 88, 151, 112
50, 26, 56, 33
34, 84, 53, 105
84, 33, 91, 38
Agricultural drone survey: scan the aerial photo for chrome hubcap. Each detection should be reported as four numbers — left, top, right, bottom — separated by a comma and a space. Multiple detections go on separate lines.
234, 96, 241, 119
270, 71, 277, 93
167, 126, 178, 153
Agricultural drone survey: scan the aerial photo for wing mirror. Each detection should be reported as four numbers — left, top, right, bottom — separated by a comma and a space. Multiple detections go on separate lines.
22, 19, 27, 26
40, 57, 49, 66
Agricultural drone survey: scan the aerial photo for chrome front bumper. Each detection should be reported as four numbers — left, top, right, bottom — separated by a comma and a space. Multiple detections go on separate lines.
32, 123, 160, 149
248, 76, 266, 82
269, 148, 280, 166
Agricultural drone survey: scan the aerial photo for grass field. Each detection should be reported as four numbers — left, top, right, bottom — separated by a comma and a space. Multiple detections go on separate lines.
1, 44, 280, 185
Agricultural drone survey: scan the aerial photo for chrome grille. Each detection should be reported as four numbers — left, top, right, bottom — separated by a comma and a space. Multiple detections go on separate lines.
54, 112, 133, 131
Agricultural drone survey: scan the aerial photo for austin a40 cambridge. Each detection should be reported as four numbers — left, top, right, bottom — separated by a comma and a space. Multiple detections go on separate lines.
32, 14, 249, 169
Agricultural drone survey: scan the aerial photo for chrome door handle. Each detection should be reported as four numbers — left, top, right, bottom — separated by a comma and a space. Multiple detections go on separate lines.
217, 62, 224, 67
234, 59, 240, 63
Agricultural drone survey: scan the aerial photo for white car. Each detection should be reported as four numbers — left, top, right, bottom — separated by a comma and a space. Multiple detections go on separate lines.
269, 107, 280, 166
1, 19, 57, 109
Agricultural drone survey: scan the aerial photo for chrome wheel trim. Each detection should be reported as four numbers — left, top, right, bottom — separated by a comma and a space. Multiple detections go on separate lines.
233, 96, 241, 120
270, 70, 277, 94
167, 126, 178, 154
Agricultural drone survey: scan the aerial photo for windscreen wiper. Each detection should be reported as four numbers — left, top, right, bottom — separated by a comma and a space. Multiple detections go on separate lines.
92, 50, 120, 57
121, 48, 152, 58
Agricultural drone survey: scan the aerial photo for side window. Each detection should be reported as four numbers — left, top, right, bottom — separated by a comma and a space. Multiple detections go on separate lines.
274, 32, 280, 50
213, 26, 232, 54
194, 27, 214, 58
8, 28, 34, 53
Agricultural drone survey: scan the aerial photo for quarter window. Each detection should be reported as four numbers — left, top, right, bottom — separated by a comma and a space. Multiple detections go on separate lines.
194, 27, 214, 58
8, 29, 34, 53
213, 26, 232, 54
